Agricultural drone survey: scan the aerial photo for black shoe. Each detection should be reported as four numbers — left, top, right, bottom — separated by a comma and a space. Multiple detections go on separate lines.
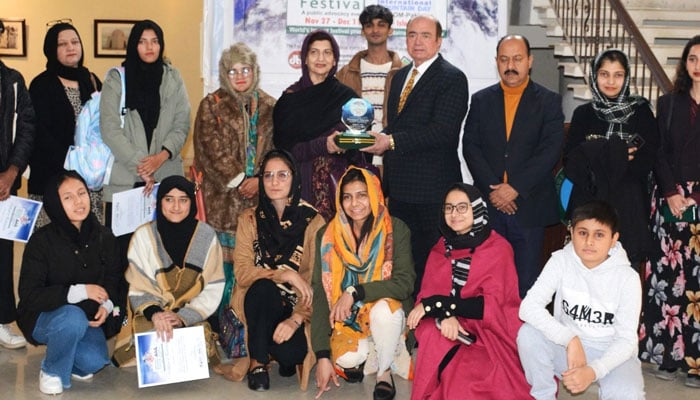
279, 363, 297, 377
340, 362, 365, 383
373, 374, 396, 400
247, 366, 270, 391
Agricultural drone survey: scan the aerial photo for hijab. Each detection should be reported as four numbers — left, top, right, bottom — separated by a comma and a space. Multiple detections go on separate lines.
123, 19, 165, 148
255, 149, 318, 271
43, 23, 94, 104
439, 183, 492, 297
320, 167, 393, 305
439, 183, 491, 251
42, 170, 97, 246
286, 30, 340, 92
589, 49, 649, 138
156, 175, 198, 267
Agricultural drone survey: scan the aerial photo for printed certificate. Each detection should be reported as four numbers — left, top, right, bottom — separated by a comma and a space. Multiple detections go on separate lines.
111, 184, 159, 236
0, 196, 42, 242
134, 325, 210, 388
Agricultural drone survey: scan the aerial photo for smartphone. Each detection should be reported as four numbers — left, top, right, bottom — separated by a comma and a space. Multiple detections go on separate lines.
435, 319, 476, 345
627, 133, 645, 149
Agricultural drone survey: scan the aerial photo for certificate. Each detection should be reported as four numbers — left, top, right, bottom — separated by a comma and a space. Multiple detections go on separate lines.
111, 184, 159, 236
0, 195, 42, 242
134, 325, 210, 388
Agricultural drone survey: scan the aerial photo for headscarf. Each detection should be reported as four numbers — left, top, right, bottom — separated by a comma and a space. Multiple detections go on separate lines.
219, 42, 261, 176
156, 175, 198, 268
320, 167, 393, 312
42, 170, 97, 246
589, 49, 649, 138
123, 19, 165, 148
439, 183, 492, 297
43, 23, 94, 104
255, 149, 318, 269
255, 150, 318, 305
286, 29, 340, 93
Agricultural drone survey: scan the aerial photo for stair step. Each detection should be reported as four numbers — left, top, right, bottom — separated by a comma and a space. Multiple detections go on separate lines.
559, 62, 585, 78
568, 83, 592, 100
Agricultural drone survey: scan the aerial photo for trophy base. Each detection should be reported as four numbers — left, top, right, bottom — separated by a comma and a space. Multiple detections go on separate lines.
335, 133, 375, 150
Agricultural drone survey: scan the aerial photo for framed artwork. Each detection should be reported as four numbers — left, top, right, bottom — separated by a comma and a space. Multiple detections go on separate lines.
94, 19, 137, 58
0, 19, 27, 57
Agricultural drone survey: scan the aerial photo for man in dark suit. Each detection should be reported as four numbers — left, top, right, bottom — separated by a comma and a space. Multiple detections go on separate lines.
463, 35, 564, 298
363, 14, 469, 294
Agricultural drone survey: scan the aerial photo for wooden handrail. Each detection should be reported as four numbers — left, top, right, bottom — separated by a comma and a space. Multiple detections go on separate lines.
551, 0, 673, 107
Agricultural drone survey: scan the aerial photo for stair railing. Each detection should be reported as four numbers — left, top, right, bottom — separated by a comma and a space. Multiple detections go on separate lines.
551, 0, 673, 106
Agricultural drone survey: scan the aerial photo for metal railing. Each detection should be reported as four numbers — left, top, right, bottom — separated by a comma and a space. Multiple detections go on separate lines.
551, 0, 673, 106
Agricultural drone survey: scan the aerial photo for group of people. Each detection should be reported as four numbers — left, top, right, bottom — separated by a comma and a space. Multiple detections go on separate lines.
0, 4, 699, 399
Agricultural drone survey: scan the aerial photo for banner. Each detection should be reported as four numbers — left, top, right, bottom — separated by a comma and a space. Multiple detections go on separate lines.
203, 0, 506, 97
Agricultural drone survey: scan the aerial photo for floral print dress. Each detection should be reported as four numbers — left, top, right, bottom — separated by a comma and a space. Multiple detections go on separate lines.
639, 182, 700, 378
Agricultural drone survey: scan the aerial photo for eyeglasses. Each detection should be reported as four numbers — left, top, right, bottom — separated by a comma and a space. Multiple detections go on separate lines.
46, 18, 73, 29
443, 202, 470, 214
262, 170, 291, 182
227, 67, 252, 77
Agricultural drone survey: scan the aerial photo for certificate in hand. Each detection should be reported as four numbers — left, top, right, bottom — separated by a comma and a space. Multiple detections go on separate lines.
111, 184, 159, 236
0, 195, 42, 242
135, 325, 210, 388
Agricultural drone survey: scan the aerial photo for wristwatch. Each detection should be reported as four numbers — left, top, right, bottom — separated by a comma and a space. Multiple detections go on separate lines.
345, 286, 358, 301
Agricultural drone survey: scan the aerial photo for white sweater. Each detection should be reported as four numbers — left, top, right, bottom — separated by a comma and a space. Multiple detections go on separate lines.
519, 242, 641, 380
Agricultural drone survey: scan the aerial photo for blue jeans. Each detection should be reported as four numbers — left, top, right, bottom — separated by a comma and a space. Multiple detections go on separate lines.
517, 323, 644, 400
32, 305, 110, 388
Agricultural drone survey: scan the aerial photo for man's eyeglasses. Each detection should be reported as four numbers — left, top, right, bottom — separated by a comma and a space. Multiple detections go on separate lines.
227, 67, 252, 77
262, 170, 291, 182
443, 202, 470, 214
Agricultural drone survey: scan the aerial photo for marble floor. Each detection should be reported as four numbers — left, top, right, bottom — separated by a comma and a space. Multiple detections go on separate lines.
5, 245, 698, 399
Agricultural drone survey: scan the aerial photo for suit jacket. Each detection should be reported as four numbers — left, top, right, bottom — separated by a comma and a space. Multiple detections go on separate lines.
463, 80, 564, 227
383, 54, 469, 204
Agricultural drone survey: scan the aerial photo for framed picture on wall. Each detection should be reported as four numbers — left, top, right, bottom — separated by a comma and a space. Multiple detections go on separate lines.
0, 19, 27, 57
94, 19, 137, 58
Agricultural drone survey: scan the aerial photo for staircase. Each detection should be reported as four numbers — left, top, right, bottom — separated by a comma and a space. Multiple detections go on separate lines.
529, 0, 700, 110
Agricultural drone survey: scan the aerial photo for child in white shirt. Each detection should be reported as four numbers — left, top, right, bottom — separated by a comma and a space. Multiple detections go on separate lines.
517, 200, 644, 399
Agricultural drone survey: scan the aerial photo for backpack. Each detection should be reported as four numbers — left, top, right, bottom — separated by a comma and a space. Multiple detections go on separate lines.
64, 67, 126, 190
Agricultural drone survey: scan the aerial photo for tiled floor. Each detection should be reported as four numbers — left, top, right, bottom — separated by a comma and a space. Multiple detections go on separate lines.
6, 244, 698, 399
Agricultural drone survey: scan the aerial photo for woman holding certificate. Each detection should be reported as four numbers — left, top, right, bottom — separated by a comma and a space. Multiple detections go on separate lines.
17, 170, 123, 395
312, 167, 414, 400
214, 150, 324, 391
273, 30, 372, 221
113, 175, 224, 367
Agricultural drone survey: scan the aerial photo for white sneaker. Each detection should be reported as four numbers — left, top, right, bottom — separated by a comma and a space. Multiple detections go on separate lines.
39, 370, 63, 395
71, 372, 94, 381
0, 323, 26, 349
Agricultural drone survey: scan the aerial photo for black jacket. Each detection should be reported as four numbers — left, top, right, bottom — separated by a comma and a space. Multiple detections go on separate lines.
17, 219, 125, 344
28, 70, 100, 195
0, 61, 35, 193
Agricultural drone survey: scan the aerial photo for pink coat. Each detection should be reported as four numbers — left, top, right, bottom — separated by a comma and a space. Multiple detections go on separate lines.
412, 231, 532, 400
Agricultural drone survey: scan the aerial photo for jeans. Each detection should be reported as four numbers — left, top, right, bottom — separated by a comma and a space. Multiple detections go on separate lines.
32, 305, 110, 388
517, 323, 645, 400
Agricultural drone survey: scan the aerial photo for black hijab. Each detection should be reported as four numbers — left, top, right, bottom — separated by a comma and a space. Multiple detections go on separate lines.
123, 19, 165, 148
43, 23, 94, 104
43, 170, 97, 246
255, 150, 318, 271
439, 183, 492, 250
273, 30, 355, 151
156, 175, 198, 267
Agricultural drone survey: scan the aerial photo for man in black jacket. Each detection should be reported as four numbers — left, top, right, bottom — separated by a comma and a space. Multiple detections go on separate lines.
0, 18, 36, 349
363, 14, 469, 295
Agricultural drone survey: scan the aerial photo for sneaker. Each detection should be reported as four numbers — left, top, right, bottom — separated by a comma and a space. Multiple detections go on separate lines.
686, 374, 700, 388
39, 370, 63, 395
0, 324, 27, 349
71, 372, 94, 382
654, 366, 678, 381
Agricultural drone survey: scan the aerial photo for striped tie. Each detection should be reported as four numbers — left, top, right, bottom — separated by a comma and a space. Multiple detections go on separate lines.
397, 68, 419, 113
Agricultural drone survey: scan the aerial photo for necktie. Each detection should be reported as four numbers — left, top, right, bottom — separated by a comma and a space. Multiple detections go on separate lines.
397, 68, 419, 113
